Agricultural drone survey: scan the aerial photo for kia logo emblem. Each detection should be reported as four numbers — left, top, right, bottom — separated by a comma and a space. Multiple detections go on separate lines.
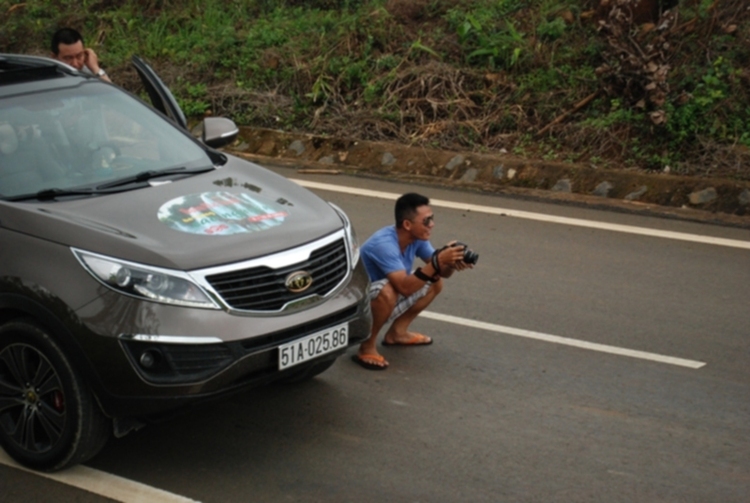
286, 271, 313, 293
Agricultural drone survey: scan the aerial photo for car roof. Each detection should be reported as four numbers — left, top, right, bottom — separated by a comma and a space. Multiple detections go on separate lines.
0, 54, 92, 97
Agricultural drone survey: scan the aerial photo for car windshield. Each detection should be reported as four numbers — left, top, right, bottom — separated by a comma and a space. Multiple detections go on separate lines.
0, 81, 212, 199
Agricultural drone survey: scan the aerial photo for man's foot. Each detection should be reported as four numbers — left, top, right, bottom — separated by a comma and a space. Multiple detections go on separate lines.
351, 353, 389, 370
382, 332, 433, 346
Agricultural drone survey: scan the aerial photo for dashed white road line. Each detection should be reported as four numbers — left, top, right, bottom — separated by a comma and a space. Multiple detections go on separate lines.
291, 179, 750, 250
421, 311, 706, 369
0, 450, 199, 503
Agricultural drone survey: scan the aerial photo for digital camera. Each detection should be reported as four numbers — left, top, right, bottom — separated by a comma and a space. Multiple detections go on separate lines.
454, 242, 479, 265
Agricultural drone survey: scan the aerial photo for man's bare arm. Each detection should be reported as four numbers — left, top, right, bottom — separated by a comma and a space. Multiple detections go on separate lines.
386, 243, 467, 295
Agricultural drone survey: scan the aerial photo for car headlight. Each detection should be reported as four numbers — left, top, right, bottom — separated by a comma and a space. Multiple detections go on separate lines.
329, 202, 360, 269
72, 248, 220, 309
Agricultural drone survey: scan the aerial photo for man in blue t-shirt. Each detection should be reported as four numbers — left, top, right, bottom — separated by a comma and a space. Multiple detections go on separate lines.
353, 193, 471, 370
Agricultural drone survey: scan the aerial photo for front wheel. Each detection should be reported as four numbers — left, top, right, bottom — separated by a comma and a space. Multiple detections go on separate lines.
0, 319, 110, 471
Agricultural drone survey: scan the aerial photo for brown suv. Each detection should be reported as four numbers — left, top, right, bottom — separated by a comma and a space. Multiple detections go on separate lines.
0, 54, 371, 471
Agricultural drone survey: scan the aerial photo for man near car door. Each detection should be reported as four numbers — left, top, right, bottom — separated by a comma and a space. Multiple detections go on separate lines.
352, 192, 471, 370
50, 27, 112, 83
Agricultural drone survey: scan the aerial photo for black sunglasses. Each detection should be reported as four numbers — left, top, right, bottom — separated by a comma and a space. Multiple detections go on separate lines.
421, 215, 434, 226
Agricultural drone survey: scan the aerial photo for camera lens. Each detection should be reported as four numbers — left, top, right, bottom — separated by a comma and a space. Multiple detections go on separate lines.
452, 242, 478, 265
463, 248, 479, 265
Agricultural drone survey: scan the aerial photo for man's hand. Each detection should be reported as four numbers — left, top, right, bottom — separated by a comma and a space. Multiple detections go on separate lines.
84, 48, 112, 82
83, 48, 100, 73
452, 259, 472, 272
436, 241, 473, 277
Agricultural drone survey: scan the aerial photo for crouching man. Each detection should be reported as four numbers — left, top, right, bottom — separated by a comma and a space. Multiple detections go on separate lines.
352, 193, 472, 370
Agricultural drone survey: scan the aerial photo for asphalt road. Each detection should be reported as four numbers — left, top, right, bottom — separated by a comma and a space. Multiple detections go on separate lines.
3, 169, 749, 502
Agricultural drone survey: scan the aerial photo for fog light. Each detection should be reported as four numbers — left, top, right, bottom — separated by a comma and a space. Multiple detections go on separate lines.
139, 349, 161, 369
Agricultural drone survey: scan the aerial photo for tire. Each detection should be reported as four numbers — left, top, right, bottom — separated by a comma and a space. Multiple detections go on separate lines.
0, 319, 110, 472
279, 357, 337, 384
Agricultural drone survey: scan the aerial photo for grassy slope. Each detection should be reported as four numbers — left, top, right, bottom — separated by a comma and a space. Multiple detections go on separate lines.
2, 0, 749, 179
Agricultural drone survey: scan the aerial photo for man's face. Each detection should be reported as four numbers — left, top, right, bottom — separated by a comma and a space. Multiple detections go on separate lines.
54, 41, 86, 70
407, 205, 435, 241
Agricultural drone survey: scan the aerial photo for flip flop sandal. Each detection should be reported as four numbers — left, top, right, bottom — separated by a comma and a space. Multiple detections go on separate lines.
382, 334, 433, 346
351, 354, 388, 370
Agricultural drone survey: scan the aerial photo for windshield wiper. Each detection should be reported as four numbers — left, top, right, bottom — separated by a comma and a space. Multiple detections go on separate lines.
2, 166, 217, 202
5, 176, 184, 201
3, 188, 141, 201
96, 166, 214, 190
5, 187, 109, 202
36, 188, 94, 200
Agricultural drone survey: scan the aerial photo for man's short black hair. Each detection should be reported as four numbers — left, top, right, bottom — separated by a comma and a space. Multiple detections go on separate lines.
51, 28, 84, 55
395, 193, 430, 228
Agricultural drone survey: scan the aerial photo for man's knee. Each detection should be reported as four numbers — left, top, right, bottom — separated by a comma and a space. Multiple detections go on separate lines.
371, 281, 397, 312
430, 277, 444, 296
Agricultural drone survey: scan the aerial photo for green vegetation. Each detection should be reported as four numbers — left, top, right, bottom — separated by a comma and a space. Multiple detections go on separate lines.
2, 0, 749, 179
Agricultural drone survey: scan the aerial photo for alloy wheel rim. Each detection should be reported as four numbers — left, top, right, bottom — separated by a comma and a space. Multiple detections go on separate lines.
0, 343, 66, 454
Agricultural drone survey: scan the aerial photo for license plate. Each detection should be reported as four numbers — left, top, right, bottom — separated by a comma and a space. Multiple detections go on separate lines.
278, 322, 349, 370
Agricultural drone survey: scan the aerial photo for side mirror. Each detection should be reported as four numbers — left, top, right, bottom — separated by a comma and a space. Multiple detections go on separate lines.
201, 117, 239, 149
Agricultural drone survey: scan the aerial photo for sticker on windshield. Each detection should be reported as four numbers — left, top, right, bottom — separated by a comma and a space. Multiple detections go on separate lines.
158, 191, 288, 235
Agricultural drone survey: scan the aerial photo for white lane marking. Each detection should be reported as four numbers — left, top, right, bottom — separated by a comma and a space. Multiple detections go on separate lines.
291, 179, 750, 250
421, 311, 706, 369
0, 450, 199, 503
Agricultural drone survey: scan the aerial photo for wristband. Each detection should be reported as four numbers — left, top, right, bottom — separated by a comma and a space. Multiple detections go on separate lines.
414, 267, 439, 283
431, 250, 441, 275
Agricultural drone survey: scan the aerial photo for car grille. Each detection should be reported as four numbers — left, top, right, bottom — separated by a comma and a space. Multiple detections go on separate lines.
205, 238, 348, 311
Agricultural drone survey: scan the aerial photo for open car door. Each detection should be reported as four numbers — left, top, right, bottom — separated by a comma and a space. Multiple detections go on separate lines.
131, 55, 188, 131
131, 55, 238, 149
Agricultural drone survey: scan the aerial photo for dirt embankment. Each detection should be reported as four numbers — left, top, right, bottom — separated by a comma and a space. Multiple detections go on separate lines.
229, 127, 750, 228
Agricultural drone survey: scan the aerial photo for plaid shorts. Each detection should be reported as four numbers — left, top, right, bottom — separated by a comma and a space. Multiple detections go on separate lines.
369, 278, 431, 324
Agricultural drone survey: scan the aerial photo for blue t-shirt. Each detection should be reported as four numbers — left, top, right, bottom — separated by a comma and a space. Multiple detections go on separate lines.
360, 225, 435, 282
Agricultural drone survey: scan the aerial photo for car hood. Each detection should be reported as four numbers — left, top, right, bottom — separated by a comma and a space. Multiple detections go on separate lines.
0, 157, 344, 270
